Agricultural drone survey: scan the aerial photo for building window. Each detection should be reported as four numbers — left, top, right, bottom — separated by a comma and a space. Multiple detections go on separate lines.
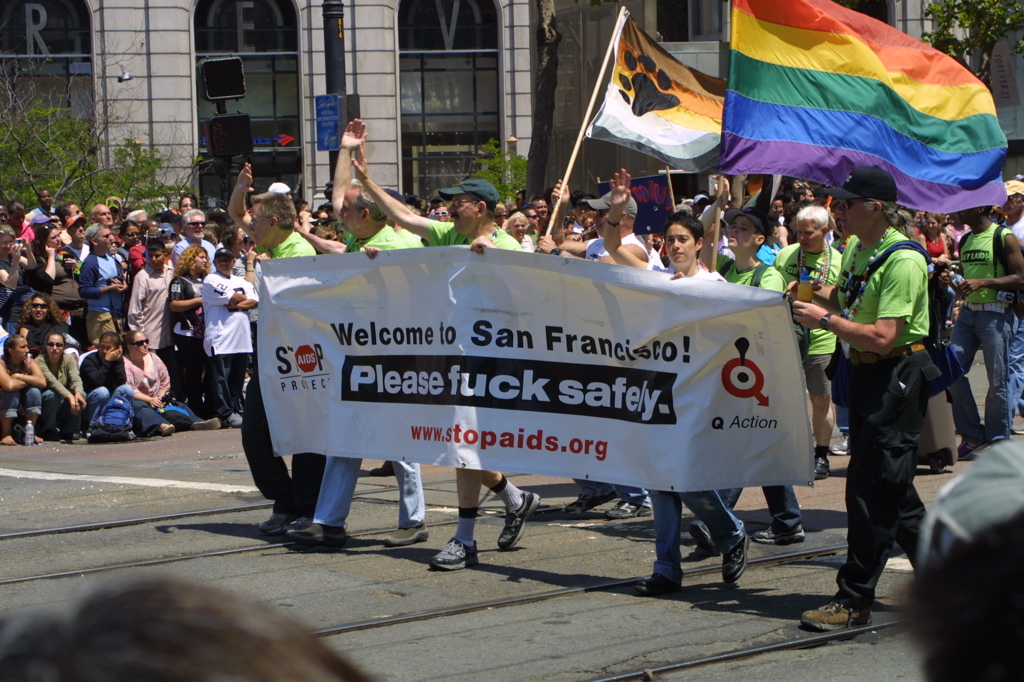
194, 0, 300, 202
398, 0, 500, 199
0, 0, 93, 115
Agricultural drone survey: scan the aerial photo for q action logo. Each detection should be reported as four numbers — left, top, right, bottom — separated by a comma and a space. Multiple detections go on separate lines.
720, 337, 769, 406
275, 343, 330, 393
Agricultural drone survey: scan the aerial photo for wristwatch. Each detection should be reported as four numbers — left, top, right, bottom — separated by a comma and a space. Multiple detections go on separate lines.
550, 248, 563, 256
819, 313, 832, 330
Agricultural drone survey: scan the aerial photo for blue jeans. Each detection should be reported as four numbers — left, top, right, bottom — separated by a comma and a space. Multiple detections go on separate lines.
314, 456, 425, 530
40, 389, 83, 439
650, 489, 745, 584
718, 486, 802, 533
0, 386, 42, 418
130, 400, 174, 437
85, 385, 134, 426
948, 306, 1014, 443
1007, 316, 1024, 421
572, 479, 649, 507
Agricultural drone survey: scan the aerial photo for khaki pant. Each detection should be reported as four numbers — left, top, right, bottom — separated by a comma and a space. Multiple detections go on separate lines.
85, 311, 119, 347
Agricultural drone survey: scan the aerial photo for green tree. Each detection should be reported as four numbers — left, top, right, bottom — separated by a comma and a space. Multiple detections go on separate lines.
921, 0, 1024, 86
473, 138, 527, 205
0, 60, 193, 211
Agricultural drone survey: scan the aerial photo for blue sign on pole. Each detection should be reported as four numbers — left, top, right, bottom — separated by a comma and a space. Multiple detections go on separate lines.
316, 94, 340, 151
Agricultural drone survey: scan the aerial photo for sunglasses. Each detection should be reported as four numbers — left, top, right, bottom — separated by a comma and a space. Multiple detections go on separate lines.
130, 338, 150, 346
494, 213, 507, 218
840, 198, 876, 210
30, 303, 48, 309
188, 221, 207, 227
46, 342, 65, 348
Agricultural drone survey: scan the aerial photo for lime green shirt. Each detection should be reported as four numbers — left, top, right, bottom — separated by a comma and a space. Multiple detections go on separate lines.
838, 230, 930, 351
716, 253, 787, 292
345, 225, 424, 253
774, 244, 843, 355
269, 230, 316, 259
959, 226, 1007, 304
427, 220, 522, 251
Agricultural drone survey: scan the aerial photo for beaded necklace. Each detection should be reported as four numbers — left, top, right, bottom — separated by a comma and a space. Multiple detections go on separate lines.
797, 244, 831, 285
840, 228, 890, 319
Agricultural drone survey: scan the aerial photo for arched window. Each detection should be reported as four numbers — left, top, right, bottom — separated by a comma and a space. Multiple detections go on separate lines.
0, 0, 92, 114
398, 0, 500, 198
195, 0, 300, 201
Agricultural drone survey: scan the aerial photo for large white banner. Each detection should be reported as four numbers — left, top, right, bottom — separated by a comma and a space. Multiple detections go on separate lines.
258, 248, 813, 492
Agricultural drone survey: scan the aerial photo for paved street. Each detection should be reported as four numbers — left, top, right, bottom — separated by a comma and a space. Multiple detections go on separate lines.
0, 356, 1010, 680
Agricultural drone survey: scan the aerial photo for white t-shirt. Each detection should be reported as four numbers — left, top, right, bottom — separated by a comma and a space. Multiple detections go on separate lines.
585, 233, 657, 270
652, 262, 726, 282
201, 271, 258, 356
1007, 214, 1024, 243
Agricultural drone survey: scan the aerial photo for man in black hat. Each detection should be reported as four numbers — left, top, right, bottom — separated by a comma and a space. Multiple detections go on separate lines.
791, 166, 935, 631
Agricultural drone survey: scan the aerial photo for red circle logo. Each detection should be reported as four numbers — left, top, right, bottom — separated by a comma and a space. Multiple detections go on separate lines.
294, 345, 318, 373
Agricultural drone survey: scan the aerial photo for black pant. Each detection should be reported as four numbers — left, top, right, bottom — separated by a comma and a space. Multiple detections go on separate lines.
836, 350, 931, 608
173, 333, 209, 418
241, 353, 325, 517
206, 352, 248, 419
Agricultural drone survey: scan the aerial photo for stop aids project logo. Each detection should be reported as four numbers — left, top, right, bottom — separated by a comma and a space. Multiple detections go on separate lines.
275, 343, 329, 393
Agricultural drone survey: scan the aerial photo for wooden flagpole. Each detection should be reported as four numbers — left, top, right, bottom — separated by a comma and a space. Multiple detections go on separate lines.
545, 4, 629, 236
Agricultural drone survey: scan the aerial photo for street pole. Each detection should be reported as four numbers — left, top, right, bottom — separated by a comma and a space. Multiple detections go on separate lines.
322, 1, 348, 185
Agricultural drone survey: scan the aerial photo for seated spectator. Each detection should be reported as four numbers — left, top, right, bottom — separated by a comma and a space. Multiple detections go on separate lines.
122, 329, 220, 434
79, 331, 135, 427
38, 332, 86, 442
18, 293, 72, 356
0, 334, 47, 444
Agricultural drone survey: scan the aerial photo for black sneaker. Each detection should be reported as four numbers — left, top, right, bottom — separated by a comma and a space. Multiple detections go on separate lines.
429, 537, 479, 570
564, 491, 617, 515
285, 522, 348, 548
604, 501, 652, 520
721, 533, 749, 583
497, 491, 540, 550
688, 521, 720, 556
814, 456, 830, 481
751, 525, 806, 545
634, 573, 682, 596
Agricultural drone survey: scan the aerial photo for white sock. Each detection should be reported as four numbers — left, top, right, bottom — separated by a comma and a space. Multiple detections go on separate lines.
454, 515, 476, 546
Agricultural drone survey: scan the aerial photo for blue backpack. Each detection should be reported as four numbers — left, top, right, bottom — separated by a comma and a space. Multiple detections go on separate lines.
88, 394, 137, 442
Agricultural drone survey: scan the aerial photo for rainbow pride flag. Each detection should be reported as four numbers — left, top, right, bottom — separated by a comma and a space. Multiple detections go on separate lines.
587, 13, 725, 173
720, 0, 1007, 212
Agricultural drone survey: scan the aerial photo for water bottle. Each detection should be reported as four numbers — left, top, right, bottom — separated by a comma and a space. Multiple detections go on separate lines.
797, 270, 814, 302
24, 421, 36, 446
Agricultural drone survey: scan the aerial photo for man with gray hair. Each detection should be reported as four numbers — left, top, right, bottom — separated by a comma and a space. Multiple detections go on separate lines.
171, 209, 216, 267
287, 126, 428, 549
774, 204, 842, 483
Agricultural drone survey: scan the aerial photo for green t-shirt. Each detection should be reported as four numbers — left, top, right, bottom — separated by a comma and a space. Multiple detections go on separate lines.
838, 230, 930, 351
269, 230, 317, 259
345, 225, 424, 253
774, 243, 843, 355
960, 226, 1008, 304
427, 220, 522, 251
716, 253, 787, 292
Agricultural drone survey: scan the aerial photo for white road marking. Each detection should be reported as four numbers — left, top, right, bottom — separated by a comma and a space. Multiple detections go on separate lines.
0, 468, 258, 493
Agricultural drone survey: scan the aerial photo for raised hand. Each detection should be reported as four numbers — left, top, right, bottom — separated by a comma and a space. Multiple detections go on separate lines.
236, 162, 254, 191
341, 119, 366, 151
610, 169, 632, 209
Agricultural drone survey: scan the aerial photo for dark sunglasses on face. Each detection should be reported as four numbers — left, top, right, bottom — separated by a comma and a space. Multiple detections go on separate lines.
30, 303, 48, 309
46, 342, 65, 348
188, 221, 206, 227
130, 338, 150, 346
